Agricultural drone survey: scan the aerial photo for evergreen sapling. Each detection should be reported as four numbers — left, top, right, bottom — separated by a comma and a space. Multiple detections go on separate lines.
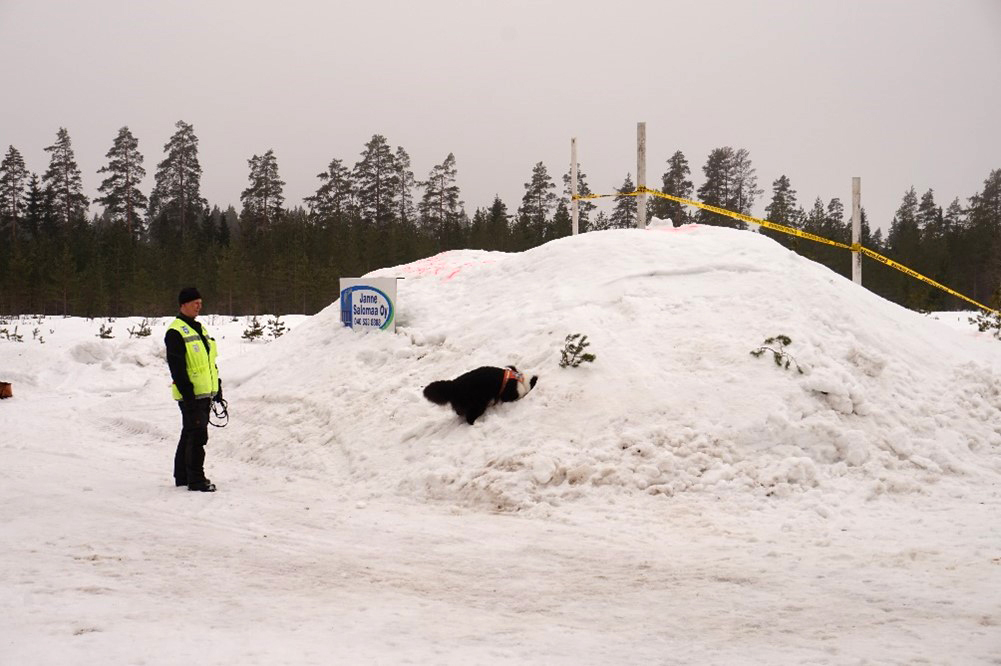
242, 315, 265, 341
127, 318, 153, 338
560, 333, 596, 368
267, 315, 287, 339
750, 334, 803, 373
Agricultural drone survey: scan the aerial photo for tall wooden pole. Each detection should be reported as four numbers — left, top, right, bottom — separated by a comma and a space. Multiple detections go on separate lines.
571, 137, 579, 236
636, 122, 647, 228
852, 177, 862, 285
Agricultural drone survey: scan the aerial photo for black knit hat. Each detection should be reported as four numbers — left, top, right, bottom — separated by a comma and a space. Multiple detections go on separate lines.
178, 287, 202, 305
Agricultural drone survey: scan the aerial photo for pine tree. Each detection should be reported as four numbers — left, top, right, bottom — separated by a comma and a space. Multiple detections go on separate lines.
696, 147, 734, 227
728, 148, 762, 222
561, 164, 597, 232
652, 150, 694, 225
763, 174, 802, 249
149, 120, 207, 244
964, 169, 1001, 303
42, 128, 89, 228
764, 175, 799, 225
609, 173, 637, 229
240, 149, 286, 227
800, 198, 827, 263
824, 198, 846, 242
0, 145, 29, 245
885, 187, 924, 308
95, 127, 148, 241
394, 147, 417, 226
590, 210, 611, 232
306, 158, 354, 223
516, 162, 556, 248
353, 134, 398, 226
914, 189, 949, 308
887, 187, 921, 259
419, 153, 463, 249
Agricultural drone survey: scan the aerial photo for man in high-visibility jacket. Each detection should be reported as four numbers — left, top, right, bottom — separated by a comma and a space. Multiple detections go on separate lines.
165, 287, 222, 492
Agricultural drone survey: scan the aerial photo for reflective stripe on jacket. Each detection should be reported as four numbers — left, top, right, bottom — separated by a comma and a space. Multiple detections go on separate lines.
168, 318, 219, 401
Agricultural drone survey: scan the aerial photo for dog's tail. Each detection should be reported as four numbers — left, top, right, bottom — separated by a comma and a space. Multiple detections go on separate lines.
422, 380, 453, 405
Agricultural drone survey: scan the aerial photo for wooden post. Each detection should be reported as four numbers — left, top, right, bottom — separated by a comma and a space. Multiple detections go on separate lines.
571, 137, 579, 235
852, 177, 862, 285
636, 122, 647, 228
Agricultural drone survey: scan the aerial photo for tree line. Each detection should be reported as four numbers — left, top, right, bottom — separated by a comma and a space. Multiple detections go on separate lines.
0, 122, 998, 316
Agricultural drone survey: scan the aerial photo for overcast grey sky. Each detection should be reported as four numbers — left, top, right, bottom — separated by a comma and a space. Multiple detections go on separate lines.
1, 0, 999, 231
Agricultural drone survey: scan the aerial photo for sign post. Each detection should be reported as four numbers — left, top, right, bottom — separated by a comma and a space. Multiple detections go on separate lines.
339, 277, 400, 332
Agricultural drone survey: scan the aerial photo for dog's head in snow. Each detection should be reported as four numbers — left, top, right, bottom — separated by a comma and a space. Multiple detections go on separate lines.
422, 365, 538, 425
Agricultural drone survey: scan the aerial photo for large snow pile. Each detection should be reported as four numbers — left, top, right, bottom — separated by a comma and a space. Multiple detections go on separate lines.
208, 225, 1001, 511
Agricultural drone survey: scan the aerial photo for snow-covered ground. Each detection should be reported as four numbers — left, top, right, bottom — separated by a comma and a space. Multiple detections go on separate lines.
2, 224, 1000, 665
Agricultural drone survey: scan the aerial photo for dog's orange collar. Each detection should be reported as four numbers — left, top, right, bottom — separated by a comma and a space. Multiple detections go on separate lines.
498, 368, 524, 397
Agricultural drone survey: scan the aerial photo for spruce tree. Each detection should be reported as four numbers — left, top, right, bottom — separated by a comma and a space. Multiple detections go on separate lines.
609, 173, 637, 229
485, 195, 510, 250
95, 127, 148, 241
550, 200, 571, 241
22, 174, 44, 242
42, 128, 89, 228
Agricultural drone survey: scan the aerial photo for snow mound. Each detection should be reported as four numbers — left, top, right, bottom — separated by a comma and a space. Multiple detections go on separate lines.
215, 226, 1001, 511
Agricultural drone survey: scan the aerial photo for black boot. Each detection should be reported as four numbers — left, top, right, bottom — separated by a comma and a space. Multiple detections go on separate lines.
188, 480, 216, 492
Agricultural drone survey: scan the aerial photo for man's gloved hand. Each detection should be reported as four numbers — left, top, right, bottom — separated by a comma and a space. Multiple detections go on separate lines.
213, 385, 224, 404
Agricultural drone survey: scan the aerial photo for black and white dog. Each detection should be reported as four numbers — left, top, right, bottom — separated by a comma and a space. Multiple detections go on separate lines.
423, 365, 538, 425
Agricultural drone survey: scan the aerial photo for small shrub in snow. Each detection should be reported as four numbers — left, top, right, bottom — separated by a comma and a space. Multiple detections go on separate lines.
560, 333, 596, 368
751, 334, 803, 374
97, 323, 114, 339
32, 327, 44, 344
242, 316, 265, 341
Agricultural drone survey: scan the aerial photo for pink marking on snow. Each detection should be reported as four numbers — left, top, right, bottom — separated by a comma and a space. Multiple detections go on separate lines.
646, 223, 703, 233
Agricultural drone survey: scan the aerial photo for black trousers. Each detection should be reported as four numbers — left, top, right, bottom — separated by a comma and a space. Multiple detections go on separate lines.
174, 398, 212, 485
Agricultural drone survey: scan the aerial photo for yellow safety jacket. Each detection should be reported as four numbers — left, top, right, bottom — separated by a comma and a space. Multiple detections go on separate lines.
168, 318, 219, 401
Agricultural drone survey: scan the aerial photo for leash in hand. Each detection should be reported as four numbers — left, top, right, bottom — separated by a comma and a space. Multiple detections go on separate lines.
209, 397, 229, 428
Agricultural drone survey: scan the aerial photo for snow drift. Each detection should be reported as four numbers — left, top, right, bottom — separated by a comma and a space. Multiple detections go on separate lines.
210, 224, 1001, 511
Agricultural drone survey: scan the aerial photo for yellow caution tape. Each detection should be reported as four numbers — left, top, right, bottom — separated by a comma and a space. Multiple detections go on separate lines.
574, 186, 999, 315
